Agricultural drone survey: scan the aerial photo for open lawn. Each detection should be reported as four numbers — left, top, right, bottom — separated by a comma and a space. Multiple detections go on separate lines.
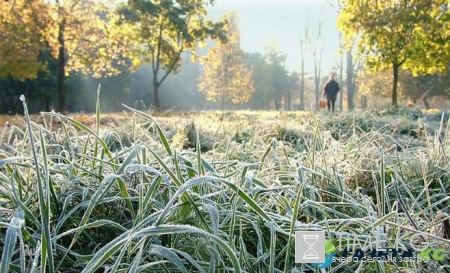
0, 103, 449, 272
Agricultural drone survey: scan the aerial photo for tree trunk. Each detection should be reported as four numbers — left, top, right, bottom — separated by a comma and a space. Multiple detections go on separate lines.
153, 77, 161, 109
361, 95, 367, 109
313, 53, 321, 110
299, 40, 305, 111
57, 17, 66, 112
288, 89, 291, 110
314, 77, 320, 110
346, 51, 355, 111
285, 88, 291, 110
392, 63, 399, 106
423, 99, 430, 109
220, 95, 225, 112
339, 34, 344, 111
274, 91, 279, 110
300, 70, 305, 110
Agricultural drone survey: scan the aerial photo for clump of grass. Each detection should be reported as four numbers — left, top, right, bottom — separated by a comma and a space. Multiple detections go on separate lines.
171, 121, 215, 152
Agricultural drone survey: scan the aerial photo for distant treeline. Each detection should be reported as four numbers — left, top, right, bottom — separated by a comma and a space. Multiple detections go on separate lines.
0, 51, 302, 114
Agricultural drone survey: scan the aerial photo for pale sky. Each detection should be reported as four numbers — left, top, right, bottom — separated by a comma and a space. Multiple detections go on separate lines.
208, 0, 342, 75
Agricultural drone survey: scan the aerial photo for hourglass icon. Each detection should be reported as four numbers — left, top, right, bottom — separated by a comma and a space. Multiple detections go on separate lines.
303, 234, 319, 259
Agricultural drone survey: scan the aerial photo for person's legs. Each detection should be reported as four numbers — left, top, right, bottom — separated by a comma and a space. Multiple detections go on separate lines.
331, 100, 335, 112
327, 100, 331, 111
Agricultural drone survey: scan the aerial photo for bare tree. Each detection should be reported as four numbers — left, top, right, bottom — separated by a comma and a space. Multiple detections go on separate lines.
325, 0, 346, 111
346, 40, 364, 110
338, 34, 344, 110
299, 27, 308, 110
308, 21, 323, 110
326, 0, 363, 111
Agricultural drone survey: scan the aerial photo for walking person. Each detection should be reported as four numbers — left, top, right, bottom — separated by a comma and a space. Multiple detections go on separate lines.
322, 73, 340, 112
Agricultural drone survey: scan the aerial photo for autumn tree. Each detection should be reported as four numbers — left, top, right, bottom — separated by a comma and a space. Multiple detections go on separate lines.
48, 0, 126, 111
339, 0, 449, 107
0, 0, 48, 79
117, 0, 227, 109
197, 13, 254, 111
357, 69, 392, 108
0, 0, 124, 111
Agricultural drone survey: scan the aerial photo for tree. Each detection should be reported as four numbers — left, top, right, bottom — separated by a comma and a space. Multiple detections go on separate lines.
286, 71, 299, 110
405, 2, 450, 76
357, 69, 392, 108
338, 34, 344, 110
339, 0, 449, 107
117, 0, 227, 109
326, 0, 364, 111
265, 43, 288, 110
197, 13, 254, 111
49, 0, 126, 111
298, 27, 308, 110
244, 52, 273, 109
308, 21, 323, 110
327, 0, 345, 110
345, 42, 363, 111
0, 0, 124, 112
0, 0, 48, 79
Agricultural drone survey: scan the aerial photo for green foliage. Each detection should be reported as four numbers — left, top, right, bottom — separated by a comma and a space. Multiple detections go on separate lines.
338, 0, 450, 105
264, 44, 290, 110
243, 46, 291, 110
116, 0, 228, 108
244, 52, 274, 109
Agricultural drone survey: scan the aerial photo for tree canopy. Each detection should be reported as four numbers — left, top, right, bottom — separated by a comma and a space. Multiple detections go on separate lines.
338, 0, 450, 106
0, 0, 125, 111
117, 0, 227, 109
0, 0, 48, 79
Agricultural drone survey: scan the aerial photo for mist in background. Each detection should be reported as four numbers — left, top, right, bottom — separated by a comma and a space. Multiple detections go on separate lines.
208, 0, 340, 73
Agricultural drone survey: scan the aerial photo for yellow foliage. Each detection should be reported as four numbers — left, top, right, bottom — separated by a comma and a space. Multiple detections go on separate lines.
0, 0, 48, 79
338, 0, 450, 74
0, 0, 124, 79
197, 12, 254, 108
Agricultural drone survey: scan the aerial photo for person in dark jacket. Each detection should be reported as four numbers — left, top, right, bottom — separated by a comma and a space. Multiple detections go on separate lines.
322, 73, 340, 112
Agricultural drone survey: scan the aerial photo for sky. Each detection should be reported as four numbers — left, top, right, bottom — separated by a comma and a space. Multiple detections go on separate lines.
208, 0, 342, 75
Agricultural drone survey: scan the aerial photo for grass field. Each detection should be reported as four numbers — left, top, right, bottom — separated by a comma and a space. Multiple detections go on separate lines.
0, 97, 449, 272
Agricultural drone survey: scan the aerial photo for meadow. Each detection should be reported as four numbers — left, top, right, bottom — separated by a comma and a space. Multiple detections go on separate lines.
0, 96, 449, 272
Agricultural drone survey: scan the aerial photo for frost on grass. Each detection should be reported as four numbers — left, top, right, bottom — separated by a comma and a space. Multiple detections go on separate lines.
0, 108, 449, 272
